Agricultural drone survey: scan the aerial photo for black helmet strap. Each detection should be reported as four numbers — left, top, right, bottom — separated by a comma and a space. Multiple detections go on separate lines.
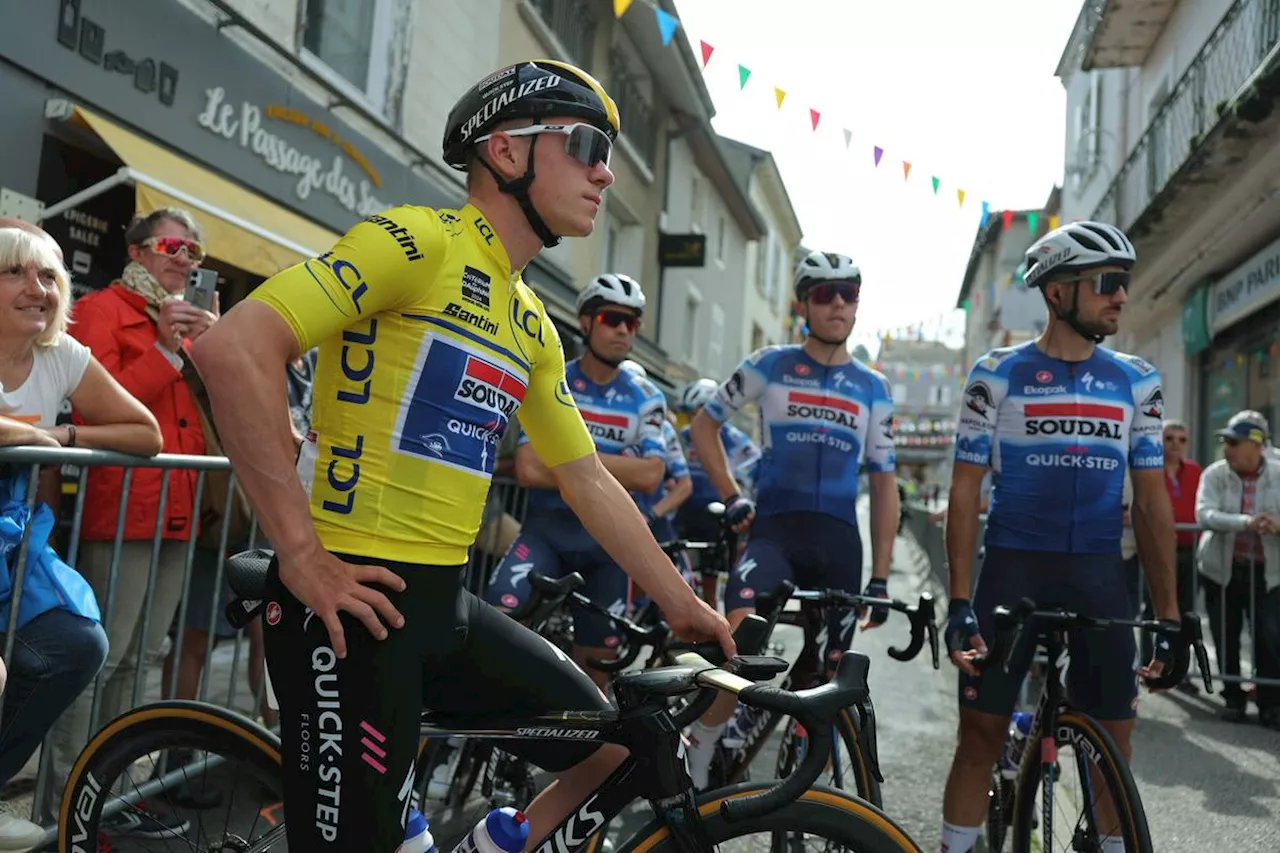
477, 134, 562, 249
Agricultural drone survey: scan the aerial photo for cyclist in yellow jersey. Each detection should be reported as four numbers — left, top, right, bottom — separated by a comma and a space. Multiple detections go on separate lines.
191, 60, 733, 851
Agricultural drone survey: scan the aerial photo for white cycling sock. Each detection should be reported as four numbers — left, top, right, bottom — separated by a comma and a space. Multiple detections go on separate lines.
940, 821, 981, 853
1099, 836, 1125, 853
685, 720, 727, 790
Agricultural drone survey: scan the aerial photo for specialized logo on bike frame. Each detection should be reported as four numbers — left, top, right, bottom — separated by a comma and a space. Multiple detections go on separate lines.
964, 381, 994, 420
515, 727, 600, 739
393, 335, 529, 475
1023, 402, 1125, 439
783, 391, 861, 430
1141, 387, 1164, 419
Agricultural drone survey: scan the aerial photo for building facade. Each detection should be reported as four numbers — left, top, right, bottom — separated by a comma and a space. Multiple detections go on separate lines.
1058, 0, 1280, 461
874, 338, 965, 484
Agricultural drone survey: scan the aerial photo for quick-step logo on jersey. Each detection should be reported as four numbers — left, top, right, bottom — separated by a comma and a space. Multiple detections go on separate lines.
393, 334, 528, 478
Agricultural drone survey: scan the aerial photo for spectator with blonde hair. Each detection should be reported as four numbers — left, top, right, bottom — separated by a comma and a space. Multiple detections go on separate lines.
0, 222, 161, 848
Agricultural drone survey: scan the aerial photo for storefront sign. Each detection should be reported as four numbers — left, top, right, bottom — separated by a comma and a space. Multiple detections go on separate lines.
197, 87, 388, 217
1208, 234, 1280, 335
1181, 280, 1211, 356
658, 233, 706, 267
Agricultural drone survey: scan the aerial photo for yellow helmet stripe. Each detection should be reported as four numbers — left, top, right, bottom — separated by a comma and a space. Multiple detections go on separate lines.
538, 59, 621, 134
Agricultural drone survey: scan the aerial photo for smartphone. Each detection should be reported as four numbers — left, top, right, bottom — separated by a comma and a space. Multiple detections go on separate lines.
185, 268, 218, 311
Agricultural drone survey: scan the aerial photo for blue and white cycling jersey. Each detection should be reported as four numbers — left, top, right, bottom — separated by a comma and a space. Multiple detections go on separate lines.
680, 422, 761, 510
636, 421, 691, 520
520, 359, 667, 514
703, 345, 896, 524
955, 341, 1164, 554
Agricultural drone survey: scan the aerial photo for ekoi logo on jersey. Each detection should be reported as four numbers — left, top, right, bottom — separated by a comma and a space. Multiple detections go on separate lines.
1023, 402, 1126, 439
394, 336, 528, 476
783, 391, 861, 431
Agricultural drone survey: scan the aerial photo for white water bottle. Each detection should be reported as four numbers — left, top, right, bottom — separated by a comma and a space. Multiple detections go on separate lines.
399, 808, 438, 853
451, 807, 530, 853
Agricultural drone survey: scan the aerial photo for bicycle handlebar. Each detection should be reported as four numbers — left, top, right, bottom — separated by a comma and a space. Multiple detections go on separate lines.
981, 597, 1213, 693
781, 587, 941, 669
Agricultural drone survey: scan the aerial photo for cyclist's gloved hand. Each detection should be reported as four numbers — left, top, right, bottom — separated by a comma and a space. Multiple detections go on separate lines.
723, 493, 755, 528
947, 594, 983, 676
860, 577, 890, 628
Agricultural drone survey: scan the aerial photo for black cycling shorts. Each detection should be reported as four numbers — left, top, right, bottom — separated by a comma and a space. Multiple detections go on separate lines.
959, 545, 1138, 720
263, 552, 610, 850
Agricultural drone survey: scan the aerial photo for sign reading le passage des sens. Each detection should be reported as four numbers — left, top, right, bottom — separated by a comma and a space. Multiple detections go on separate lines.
1208, 234, 1280, 335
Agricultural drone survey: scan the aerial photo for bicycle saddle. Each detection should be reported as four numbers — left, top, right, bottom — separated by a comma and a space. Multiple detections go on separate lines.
225, 548, 275, 600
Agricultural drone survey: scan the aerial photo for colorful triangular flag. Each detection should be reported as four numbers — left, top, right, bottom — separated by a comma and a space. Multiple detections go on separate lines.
1002, 209, 1014, 230
902, 161, 912, 181
654, 7, 679, 45
931, 176, 940, 195
809, 109, 821, 131
1049, 214, 1060, 230
957, 189, 966, 208
1028, 212, 1039, 234
774, 87, 786, 109
873, 146, 883, 166
842, 128, 852, 148
613, 0, 632, 17
738, 65, 751, 89
699, 40, 714, 67
980, 200, 991, 228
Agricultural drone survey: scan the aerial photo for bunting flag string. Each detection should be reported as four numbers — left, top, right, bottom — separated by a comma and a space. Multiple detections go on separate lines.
610, 0, 1008, 218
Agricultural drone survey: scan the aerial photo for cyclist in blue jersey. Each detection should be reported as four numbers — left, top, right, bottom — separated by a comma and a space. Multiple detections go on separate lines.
677, 378, 762, 528
682, 250, 900, 788
487, 274, 668, 689
938, 221, 1179, 853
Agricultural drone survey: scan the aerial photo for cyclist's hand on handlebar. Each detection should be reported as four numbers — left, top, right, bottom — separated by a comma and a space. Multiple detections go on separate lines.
1137, 621, 1179, 689
276, 545, 406, 659
859, 577, 890, 630
944, 598, 985, 677
724, 493, 755, 533
666, 590, 736, 660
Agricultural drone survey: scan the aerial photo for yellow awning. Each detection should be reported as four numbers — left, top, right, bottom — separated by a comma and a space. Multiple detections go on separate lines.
68, 107, 340, 279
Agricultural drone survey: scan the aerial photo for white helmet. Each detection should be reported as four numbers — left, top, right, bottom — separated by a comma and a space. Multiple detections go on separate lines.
1023, 221, 1136, 289
618, 359, 647, 377
681, 378, 719, 412
576, 273, 646, 316
794, 250, 861, 300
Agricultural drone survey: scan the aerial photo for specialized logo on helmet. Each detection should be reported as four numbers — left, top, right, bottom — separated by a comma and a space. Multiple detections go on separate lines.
460, 73, 564, 141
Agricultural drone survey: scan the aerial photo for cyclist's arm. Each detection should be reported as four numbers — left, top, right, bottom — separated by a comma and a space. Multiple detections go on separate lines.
601, 385, 669, 495
694, 359, 767, 500
651, 422, 692, 517
945, 462, 986, 600
191, 208, 435, 557
598, 453, 665, 494
866, 374, 899, 581
651, 474, 692, 518
947, 359, 1004, 599
1131, 468, 1178, 619
514, 441, 560, 490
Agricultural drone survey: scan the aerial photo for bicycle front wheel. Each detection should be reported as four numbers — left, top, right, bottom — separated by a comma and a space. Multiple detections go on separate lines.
615, 782, 921, 853
58, 700, 285, 853
1011, 710, 1152, 853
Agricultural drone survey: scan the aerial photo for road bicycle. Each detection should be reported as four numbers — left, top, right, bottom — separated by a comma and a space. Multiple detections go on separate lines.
979, 598, 1212, 853
57, 549, 925, 852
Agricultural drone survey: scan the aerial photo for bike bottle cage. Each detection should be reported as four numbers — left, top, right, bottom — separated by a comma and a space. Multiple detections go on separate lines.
723, 655, 790, 682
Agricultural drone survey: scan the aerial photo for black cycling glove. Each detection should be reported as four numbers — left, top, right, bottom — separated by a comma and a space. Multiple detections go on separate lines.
862, 577, 890, 626
945, 598, 980, 654
724, 493, 755, 527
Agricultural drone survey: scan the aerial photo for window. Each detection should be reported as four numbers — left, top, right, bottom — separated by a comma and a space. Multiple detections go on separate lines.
939, 385, 953, 407
717, 217, 726, 264
709, 304, 725, 374
527, 0, 598, 69
302, 0, 392, 112
610, 49, 656, 166
1147, 76, 1172, 196
690, 176, 704, 232
751, 322, 765, 352
1071, 73, 1101, 186
685, 292, 702, 362
892, 383, 907, 405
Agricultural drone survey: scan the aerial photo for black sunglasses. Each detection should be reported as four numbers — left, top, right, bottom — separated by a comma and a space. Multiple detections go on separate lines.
808, 281, 860, 305
1060, 271, 1131, 296
595, 310, 639, 331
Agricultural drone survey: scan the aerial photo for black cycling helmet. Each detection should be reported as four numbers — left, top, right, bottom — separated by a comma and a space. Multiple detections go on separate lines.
443, 60, 620, 249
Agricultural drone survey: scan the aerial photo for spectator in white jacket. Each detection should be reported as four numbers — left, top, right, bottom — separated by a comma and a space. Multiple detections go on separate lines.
1195, 410, 1280, 728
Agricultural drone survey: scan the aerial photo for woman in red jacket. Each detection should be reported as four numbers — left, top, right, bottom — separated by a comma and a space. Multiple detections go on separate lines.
50, 207, 217, 839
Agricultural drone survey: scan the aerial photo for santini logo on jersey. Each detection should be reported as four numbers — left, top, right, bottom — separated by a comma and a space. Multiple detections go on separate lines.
785, 391, 860, 430
454, 357, 527, 419
444, 302, 498, 335
1024, 402, 1125, 439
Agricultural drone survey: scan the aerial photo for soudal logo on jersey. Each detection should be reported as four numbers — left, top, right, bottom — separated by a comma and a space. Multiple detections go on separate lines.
454, 357, 527, 418
1024, 402, 1126, 439
581, 408, 632, 445
784, 391, 861, 429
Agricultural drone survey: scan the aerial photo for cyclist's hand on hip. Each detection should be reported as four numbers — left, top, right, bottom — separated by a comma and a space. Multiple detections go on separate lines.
666, 589, 736, 661
277, 545, 407, 659
944, 598, 985, 677
724, 493, 755, 533
859, 577, 890, 630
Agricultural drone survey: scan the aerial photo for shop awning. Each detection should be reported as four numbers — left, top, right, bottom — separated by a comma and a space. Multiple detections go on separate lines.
41, 105, 340, 279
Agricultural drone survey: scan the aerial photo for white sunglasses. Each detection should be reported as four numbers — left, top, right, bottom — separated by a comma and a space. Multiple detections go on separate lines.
475, 122, 613, 168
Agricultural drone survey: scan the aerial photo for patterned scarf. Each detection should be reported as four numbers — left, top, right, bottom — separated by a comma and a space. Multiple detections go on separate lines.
119, 261, 172, 313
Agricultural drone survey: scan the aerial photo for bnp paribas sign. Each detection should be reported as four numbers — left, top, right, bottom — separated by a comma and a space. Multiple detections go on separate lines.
1208, 235, 1280, 336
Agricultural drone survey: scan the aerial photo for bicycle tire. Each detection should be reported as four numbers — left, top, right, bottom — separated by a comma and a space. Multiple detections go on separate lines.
58, 701, 282, 853
1010, 710, 1152, 853
776, 707, 883, 807
613, 782, 921, 852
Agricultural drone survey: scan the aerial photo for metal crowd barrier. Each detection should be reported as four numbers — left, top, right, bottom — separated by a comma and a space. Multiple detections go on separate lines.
900, 505, 1280, 692
0, 445, 530, 834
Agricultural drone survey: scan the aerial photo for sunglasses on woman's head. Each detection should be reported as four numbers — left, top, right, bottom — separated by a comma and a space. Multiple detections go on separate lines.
808, 281, 860, 305
476, 122, 613, 169
595, 310, 639, 331
142, 236, 204, 263
1059, 270, 1131, 296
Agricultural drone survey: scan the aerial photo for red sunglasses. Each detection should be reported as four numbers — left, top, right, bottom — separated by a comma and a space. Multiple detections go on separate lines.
808, 281, 860, 305
595, 310, 639, 331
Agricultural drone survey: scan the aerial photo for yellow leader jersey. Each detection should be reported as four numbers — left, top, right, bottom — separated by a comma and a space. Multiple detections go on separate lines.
250, 203, 596, 565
